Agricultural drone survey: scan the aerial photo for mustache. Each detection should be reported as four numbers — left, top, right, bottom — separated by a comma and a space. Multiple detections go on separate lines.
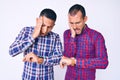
74, 29, 80, 31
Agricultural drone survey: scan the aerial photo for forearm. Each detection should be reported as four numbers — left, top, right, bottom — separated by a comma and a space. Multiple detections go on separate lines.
75, 57, 108, 69
9, 35, 34, 57
42, 53, 62, 66
41, 34, 63, 66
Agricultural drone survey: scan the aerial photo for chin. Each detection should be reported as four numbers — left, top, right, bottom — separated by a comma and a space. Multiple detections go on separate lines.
76, 32, 81, 35
41, 34, 45, 36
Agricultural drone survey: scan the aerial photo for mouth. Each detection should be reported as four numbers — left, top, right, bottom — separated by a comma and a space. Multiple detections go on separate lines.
75, 29, 80, 32
40, 32, 47, 36
75, 29, 81, 34
41, 33, 45, 35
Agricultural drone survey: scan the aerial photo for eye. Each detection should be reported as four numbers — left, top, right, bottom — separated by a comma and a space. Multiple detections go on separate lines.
42, 24, 46, 27
48, 26, 51, 28
75, 22, 80, 24
70, 22, 74, 24
47, 26, 52, 29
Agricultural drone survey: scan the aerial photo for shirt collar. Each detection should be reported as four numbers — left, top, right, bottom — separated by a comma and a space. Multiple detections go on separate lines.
82, 24, 89, 34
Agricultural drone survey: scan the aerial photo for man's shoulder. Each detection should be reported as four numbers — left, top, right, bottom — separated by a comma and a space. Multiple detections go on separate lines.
87, 27, 104, 40
88, 27, 102, 36
22, 26, 34, 31
64, 29, 70, 34
20, 26, 34, 33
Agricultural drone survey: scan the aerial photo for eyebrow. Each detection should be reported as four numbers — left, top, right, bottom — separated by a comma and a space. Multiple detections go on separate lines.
70, 21, 81, 24
42, 23, 53, 28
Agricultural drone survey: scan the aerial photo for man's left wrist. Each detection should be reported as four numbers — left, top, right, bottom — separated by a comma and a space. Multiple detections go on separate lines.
37, 57, 44, 64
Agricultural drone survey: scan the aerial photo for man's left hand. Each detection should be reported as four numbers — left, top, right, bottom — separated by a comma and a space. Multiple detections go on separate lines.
60, 56, 76, 68
23, 52, 43, 64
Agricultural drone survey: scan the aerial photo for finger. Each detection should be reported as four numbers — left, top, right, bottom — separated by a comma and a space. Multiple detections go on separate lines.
23, 57, 26, 62
71, 57, 74, 59
39, 16, 43, 26
60, 62, 64, 68
70, 26, 76, 37
60, 60, 63, 68
61, 62, 67, 68
62, 56, 67, 59
40, 16, 43, 23
70, 26, 74, 32
25, 56, 31, 62
29, 57, 33, 62
36, 18, 42, 27
60, 60, 66, 68
36, 18, 39, 26
28, 56, 34, 62
60, 64, 64, 68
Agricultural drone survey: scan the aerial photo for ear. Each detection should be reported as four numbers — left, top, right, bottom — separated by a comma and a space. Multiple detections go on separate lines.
53, 23, 55, 26
50, 23, 55, 30
52, 23, 55, 28
84, 16, 88, 22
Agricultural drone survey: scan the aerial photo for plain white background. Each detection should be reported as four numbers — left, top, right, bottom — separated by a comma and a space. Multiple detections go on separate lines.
0, 0, 120, 80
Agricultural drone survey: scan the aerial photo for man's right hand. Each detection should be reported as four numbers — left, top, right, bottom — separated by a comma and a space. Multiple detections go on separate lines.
69, 26, 76, 38
32, 17, 43, 39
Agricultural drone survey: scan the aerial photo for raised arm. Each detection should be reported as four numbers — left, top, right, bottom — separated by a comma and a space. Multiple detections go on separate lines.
9, 27, 35, 57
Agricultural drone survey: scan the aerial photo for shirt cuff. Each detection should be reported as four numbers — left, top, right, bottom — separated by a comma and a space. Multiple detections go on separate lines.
42, 57, 48, 65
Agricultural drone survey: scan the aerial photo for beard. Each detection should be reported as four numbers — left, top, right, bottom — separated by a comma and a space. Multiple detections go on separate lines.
74, 26, 85, 35
74, 28, 82, 35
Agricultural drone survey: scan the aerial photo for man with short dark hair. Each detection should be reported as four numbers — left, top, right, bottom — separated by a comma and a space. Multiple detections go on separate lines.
9, 8, 62, 80
60, 4, 108, 80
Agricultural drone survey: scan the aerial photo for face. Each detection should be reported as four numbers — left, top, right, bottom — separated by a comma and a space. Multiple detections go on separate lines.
68, 11, 87, 35
40, 16, 55, 36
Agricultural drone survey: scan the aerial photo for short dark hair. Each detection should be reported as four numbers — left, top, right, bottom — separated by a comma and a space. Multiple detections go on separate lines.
39, 8, 57, 21
69, 4, 86, 18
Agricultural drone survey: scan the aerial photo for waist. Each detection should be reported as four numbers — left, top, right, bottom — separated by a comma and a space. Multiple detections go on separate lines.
66, 66, 96, 80
23, 62, 53, 77
67, 66, 96, 73
24, 62, 53, 72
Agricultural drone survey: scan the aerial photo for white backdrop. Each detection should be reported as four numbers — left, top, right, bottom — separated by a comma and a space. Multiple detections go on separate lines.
0, 0, 120, 80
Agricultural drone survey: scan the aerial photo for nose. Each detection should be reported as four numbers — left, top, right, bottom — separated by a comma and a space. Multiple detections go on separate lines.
73, 24, 77, 29
42, 26, 48, 33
